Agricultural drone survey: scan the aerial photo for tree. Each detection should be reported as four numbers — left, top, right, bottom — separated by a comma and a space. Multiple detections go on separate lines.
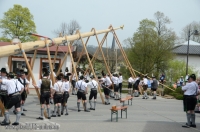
181, 21, 200, 43
0, 4, 37, 42
53, 20, 81, 37
126, 16, 176, 77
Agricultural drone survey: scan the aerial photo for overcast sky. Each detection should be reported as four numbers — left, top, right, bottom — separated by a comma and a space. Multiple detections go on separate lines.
0, 0, 200, 47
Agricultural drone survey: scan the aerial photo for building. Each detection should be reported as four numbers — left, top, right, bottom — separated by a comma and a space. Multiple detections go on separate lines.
173, 40, 200, 75
0, 42, 75, 87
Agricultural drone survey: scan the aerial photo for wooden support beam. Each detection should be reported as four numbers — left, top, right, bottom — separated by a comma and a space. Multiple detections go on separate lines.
18, 43, 48, 118
52, 45, 59, 69
27, 50, 37, 80
78, 30, 105, 104
56, 49, 69, 76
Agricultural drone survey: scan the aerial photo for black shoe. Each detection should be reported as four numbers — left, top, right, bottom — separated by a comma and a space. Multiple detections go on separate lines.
85, 110, 90, 112
58, 115, 61, 117
190, 124, 196, 128
21, 113, 26, 116
12, 122, 19, 126
142, 97, 145, 99
152, 97, 156, 100
36, 117, 44, 120
13, 110, 16, 115
72, 93, 74, 95
51, 115, 56, 117
182, 123, 190, 128
23, 109, 27, 111
108, 102, 110, 105
105, 102, 109, 105
65, 113, 69, 115
1, 121, 10, 126
48, 117, 51, 119
61, 112, 63, 115
78, 110, 81, 112
90, 108, 93, 110
146, 97, 149, 99
93, 108, 95, 111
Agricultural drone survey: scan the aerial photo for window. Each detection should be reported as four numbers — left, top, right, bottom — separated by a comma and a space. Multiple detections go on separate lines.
11, 57, 31, 75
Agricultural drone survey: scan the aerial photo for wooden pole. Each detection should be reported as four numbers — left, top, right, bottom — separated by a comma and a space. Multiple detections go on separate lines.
52, 45, 59, 69
56, 49, 69, 76
18, 43, 48, 118
83, 27, 111, 75
27, 50, 37, 80
78, 30, 105, 104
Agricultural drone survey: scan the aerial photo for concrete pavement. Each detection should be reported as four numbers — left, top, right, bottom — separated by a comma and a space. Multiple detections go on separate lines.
0, 89, 199, 132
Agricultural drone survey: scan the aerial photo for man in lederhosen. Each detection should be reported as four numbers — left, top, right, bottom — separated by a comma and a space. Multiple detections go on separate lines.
17, 72, 29, 116
61, 75, 70, 115
0, 68, 8, 111
52, 75, 65, 117
88, 75, 98, 110
0, 72, 24, 126
111, 73, 120, 100
133, 75, 140, 97
142, 75, 149, 99
150, 76, 158, 100
182, 74, 199, 128
76, 75, 90, 112
71, 73, 77, 95
102, 73, 112, 105
118, 73, 123, 98
33, 69, 52, 120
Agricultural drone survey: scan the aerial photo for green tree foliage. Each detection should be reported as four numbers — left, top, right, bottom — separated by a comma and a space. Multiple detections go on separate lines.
126, 12, 176, 77
165, 60, 197, 83
0, 4, 37, 42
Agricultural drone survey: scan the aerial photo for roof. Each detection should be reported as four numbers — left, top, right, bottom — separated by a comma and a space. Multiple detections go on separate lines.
183, 40, 200, 45
0, 42, 74, 53
173, 45, 200, 55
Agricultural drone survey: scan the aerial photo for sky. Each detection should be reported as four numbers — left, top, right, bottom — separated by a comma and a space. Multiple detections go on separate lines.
0, 0, 200, 47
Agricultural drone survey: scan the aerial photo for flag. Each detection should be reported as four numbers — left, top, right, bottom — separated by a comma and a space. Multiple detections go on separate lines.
111, 36, 115, 51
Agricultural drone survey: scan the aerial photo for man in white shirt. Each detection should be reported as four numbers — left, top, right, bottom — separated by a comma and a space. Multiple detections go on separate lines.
0, 68, 8, 110
111, 73, 120, 100
182, 74, 199, 128
102, 74, 112, 105
71, 73, 77, 95
61, 75, 70, 115
17, 72, 29, 116
88, 75, 98, 110
142, 75, 149, 99
128, 74, 134, 95
52, 75, 65, 117
33, 70, 53, 120
0, 72, 24, 126
118, 73, 123, 97
75, 76, 90, 112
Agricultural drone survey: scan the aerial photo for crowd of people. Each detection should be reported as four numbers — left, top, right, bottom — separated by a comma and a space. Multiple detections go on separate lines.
0, 66, 199, 128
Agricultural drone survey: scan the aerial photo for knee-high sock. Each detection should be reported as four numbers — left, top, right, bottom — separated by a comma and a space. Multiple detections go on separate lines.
65, 105, 68, 113
107, 97, 110, 103
61, 106, 64, 113
21, 104, 24, 113
53, 105, 57, 115
47, 108, 51, 117
40, 108, 44, 117
58, 105, 61, 115
16, 111, 21, 123
154, 92, 156, 97
89, 100, 92, 108
84, 102, 88, 110
187, 113, 191, 125
77, 102, 80, 110
94, 101, 96, 109
191, 114, 196, 125
4, 111, 9, 123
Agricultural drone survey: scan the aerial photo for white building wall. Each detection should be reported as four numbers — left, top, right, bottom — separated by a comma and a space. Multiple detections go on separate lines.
0, 57, 8, 70
175, 54, 200, 75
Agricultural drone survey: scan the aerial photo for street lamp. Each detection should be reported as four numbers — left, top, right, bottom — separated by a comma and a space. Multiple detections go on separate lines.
186, 30, 199, 75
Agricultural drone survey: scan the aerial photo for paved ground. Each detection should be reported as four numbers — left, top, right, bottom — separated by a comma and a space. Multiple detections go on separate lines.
0, 89, 200, 132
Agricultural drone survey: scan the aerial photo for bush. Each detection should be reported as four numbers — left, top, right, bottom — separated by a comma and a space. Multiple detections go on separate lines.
164, 86, 184, 100
163, 87, 173, 95
174, 94, 183, 100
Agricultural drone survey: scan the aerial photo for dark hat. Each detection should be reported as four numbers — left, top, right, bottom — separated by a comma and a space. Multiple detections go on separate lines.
188, 74, 196, 81
64, 75, 69, 80
8, 72, 15, 78
79, 75, 84, 80
42, 67, 49, 76
0, 68, 7, 73
90, 75, 94, 79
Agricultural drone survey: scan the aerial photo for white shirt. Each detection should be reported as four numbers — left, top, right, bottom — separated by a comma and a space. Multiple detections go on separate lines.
75, 80, 87, 91
143, 78, 148, 85
88, 80, 98, 89
2, 79, 24, 95
63, 81, 70, 92
72, 73, 76, 80
128, 77, 134, 83
53, 81, 65, 92
103, 76, 112, 86
0, 76, 7, 90
18, 77, 30, 85
112, 76, 119, 85
119, 75, 123, 83
37, 77, 53, 89
182, 81, 199, 95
